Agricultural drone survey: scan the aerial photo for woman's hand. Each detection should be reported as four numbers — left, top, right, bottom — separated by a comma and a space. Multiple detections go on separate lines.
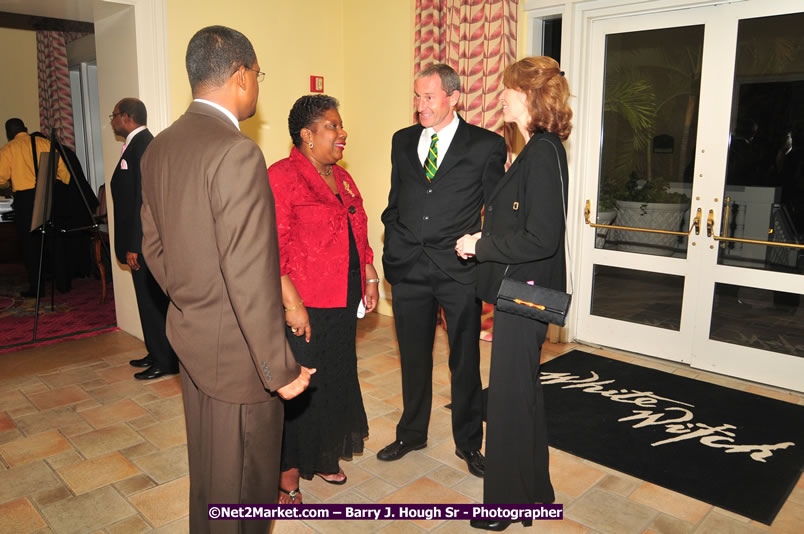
364, 282, 379, 313
286, 306, 311, 343
281, 275, 310, 342
364, 264, 380, 313
455, 232, 481, 259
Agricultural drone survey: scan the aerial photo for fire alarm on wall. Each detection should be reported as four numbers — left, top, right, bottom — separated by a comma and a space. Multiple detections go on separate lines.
310, 76, 324, 93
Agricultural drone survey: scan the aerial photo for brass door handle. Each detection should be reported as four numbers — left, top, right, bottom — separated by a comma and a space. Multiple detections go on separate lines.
584, 200, 697, 237
707, 209, 804, 249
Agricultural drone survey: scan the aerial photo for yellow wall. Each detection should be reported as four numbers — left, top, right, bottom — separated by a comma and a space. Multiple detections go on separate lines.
164, 0, 415, 316
342, 0, 414, 315
0, 0, 414, 342
0, 28, 40, 136
165, 0, 345, 164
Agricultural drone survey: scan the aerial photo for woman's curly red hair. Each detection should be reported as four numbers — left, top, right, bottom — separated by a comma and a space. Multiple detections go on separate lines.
503, 56, 572, 140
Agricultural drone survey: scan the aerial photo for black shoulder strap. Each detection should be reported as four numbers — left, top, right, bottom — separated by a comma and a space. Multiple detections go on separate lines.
536, 137, 572, 294
503, 138, 573, 294
30, 134, 39, 178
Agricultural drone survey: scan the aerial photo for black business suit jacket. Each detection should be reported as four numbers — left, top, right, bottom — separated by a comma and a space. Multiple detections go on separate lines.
110, 128, 153, 264
382, 116, 507, 285
475, 132, 569, 303
476, 132, 566, 507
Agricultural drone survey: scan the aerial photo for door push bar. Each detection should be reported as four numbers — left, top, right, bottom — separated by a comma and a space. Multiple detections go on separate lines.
707, 209, 804, 249
584, 200, 701, 237
582, 198, 804, 249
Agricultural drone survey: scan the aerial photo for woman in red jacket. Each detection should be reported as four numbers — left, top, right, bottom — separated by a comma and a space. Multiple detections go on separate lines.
269, 94, 379, 503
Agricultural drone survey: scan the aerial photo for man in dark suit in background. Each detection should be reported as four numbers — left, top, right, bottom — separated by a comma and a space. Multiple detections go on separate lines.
379, 63, 507, 477
140, 26, 313, 532
109, 98, 178, 380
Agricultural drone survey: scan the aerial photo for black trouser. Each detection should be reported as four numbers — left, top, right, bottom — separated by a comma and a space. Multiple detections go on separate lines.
483, 308, 555, 504
390, 253, 483, 451
131, 254, 178, 371
13, 189, 41, 292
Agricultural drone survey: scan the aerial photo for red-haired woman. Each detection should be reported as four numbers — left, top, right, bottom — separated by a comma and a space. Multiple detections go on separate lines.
456, 56, 572, 531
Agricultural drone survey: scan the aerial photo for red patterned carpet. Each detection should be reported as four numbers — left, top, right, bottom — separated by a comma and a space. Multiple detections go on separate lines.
0, 264, 117, 352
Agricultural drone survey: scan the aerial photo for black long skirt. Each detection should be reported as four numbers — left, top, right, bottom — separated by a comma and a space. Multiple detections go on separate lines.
280, 223, 368, 478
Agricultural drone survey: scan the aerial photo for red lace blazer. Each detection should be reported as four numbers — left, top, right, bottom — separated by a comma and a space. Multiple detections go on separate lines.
268, 147, 374, 308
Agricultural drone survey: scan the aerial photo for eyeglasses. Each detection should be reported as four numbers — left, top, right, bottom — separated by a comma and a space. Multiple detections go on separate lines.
245, 66, 265, 83
109, 112, 123, 120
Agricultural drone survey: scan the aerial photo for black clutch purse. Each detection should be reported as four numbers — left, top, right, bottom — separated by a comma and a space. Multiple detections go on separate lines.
494, 138, 572, 327
496, 277, 571, 326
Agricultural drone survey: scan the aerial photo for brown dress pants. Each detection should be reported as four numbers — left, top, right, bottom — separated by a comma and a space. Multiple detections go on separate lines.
180, 365, 282, 533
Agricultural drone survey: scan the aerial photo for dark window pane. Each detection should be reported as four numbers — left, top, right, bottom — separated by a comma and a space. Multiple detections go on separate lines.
720, 13, 804, 273
543, 18, 561, 63
591, 265, 684, 330
711, 283, 803, 357
597, 26, 703, 257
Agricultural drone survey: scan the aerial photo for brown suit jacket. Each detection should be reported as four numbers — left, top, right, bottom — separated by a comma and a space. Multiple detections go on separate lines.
140, 101, 300, 404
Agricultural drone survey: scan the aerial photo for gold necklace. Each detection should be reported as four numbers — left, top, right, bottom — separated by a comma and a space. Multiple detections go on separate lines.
318, 165, 333, 177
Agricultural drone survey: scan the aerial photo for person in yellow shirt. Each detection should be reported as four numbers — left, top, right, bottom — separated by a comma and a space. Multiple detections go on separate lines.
0, 118, 70, 297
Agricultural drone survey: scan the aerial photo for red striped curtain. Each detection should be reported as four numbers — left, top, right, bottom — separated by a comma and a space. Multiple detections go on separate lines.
415, 0, 519, 335
36, 31, 86, 151
414, 0, 518, 140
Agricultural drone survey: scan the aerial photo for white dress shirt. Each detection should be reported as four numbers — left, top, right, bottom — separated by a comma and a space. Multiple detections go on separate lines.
194, 99, 240, 130
417, 112, 460, 168
121, 125, 147, 155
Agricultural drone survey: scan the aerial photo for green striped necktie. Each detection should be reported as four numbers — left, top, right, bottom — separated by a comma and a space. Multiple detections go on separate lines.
425, 133, 438, 181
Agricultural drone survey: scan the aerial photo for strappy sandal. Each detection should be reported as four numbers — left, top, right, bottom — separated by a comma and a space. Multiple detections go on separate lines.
314, 469, 347, 485
278, 487, 302, 504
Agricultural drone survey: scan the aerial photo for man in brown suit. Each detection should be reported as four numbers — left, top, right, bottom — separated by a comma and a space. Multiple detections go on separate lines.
140, 26, 314, 533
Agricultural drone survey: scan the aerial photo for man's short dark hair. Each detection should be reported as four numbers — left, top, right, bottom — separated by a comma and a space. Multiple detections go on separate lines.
288, 95, 339, 148
416, 63, 462, 94
5, 118, 27, 141
186, 25, 256, 93
118, 98, 147, 125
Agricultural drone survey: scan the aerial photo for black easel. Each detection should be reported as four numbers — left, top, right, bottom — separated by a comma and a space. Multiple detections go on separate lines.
30, 132, 109, 340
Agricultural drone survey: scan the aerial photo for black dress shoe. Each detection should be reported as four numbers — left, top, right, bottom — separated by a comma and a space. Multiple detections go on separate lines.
129, 355, 153, 368
134, 366, 179, 380
376, 440, 426, 461
456, 448, 485, 477
470, 519, 532, 531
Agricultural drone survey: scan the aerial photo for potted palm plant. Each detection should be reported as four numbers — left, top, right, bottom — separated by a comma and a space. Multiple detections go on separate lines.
598, 45, 697, 255
609, 172, 690, 255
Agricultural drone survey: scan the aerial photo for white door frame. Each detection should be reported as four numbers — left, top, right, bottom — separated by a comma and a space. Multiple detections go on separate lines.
563, 0, 804, 392
94, 0, 170, 338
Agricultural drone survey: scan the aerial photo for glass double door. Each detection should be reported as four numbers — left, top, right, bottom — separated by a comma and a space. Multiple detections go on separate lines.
576, 0, 804, 392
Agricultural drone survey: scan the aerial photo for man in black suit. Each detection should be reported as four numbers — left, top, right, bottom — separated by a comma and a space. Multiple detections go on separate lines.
379, 64, 507, 477
109, 98, 177, 380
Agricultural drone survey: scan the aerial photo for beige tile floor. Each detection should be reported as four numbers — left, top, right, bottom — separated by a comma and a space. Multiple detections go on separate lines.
0, 314, 802, 533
